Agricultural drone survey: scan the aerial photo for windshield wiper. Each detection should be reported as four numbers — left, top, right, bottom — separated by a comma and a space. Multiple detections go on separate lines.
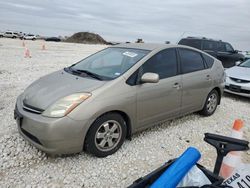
70, 68, 103, 80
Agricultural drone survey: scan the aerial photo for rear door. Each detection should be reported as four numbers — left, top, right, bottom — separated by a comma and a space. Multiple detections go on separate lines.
178, 48, 212, 114
136, 48, 182, 128
202, 40, 217, 58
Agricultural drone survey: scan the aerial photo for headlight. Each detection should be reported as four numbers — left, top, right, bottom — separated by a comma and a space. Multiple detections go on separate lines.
42, 93, 91, 118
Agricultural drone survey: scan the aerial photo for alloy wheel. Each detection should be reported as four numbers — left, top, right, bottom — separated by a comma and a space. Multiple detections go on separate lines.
94, 120, 122, 152
206, 93, 218, 113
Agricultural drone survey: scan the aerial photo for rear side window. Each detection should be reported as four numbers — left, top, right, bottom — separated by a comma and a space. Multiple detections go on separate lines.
179, 39, 202, 49
179, 48, 205, 74
141, 48, 178, 79
203, 41, 217, 51
202, 54, 214, 68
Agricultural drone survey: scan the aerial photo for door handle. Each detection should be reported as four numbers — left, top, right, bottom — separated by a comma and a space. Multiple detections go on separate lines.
173, 83, 181, 89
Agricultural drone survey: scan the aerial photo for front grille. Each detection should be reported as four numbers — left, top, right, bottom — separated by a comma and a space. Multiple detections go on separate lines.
23, 101, 43, 114
229, 77, 250, 84
21, 128, 43, 145
225, 86, 250, 94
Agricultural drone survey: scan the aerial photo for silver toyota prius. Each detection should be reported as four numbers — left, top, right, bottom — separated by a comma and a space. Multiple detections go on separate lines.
14, 43, 224, 157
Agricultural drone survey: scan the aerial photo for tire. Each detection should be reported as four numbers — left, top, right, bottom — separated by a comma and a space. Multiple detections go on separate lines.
84, 113, 127, 157
199, 90, 219, 116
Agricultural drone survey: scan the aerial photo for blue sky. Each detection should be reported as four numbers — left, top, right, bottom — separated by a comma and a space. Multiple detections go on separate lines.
0, 0, 249, 50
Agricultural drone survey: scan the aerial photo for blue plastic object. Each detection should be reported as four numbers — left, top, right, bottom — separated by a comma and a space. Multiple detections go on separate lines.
150, 147, 201, 188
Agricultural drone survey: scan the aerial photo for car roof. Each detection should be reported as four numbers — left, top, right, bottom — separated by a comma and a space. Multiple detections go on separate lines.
113, 43, 179, 51
181, 37, 225, 43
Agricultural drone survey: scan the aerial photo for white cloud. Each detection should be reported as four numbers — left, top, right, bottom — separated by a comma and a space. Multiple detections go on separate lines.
2, 2, 44, 11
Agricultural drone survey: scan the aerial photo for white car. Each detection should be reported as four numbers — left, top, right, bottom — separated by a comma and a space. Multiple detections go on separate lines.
3, 31, 19, 38
225, 59, 250, 97
23, 34, 36, 40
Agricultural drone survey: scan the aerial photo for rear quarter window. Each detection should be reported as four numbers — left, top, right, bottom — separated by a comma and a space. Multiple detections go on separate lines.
202, 54, 214, 68
179, 48, 205, 74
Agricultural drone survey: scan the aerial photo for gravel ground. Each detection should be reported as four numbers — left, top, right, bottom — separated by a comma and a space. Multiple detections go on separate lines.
0, 38, 249, 187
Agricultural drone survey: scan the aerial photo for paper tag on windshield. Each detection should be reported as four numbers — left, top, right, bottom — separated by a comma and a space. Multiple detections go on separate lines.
123, 52, 138, 58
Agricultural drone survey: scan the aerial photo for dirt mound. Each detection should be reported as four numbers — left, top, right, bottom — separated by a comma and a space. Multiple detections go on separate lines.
65, 32, 107, 44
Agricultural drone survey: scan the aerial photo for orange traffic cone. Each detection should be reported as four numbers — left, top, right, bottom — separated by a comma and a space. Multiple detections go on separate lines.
219, 119, 244, 178
24, 48, 31, 58
42, 42, 46, 50
22, 41, 25, 47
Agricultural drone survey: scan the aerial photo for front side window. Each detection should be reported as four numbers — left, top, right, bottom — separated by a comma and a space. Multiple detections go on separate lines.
140, 48, 178, 79
225, 43, 234, 52
217, 42, 226, 52
179, 48, 205, 74
71, 47, 149, 80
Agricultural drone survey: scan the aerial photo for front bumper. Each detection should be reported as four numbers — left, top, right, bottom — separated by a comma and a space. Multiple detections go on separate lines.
224, 77, 250, 97
14, 96, 89, 155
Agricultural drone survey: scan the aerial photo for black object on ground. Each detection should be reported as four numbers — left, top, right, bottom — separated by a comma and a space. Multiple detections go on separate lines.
128, 133, 249, 188
204, 133, 249, 175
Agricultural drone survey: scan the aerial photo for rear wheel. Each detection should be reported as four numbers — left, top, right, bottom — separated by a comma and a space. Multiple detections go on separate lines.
199, 90, 219, 116
85, 113, 126, 157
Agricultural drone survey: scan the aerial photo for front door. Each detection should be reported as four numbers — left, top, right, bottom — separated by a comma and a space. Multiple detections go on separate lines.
217, 42, 237, 68
136, 48, 182, 129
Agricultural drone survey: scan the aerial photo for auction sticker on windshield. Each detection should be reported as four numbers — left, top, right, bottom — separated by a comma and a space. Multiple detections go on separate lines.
123, 52, 138, 58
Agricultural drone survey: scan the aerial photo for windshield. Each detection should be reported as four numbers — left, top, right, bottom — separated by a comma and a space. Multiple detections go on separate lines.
71, 47, 150, 80
239, 59, 250, 68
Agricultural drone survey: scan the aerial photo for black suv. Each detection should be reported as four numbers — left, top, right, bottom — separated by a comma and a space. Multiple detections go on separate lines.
178, 37, 244, 68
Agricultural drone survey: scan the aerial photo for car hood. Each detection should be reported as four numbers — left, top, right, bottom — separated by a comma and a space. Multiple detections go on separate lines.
225, 66, 250, 81
22, 70, 107, 110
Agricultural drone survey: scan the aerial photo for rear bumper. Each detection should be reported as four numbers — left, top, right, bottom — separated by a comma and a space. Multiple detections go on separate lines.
15, 96, 89, 155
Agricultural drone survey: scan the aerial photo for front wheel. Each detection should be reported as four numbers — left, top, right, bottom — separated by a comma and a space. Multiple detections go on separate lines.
199, 90, 219, 116
84, 113, 127, 157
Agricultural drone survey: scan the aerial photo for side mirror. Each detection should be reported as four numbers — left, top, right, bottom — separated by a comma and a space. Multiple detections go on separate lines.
140, 73, 159, 84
